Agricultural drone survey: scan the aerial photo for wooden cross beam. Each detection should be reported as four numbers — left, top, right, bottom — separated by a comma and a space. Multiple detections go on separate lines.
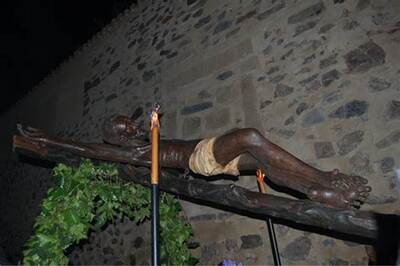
12, 133, 380, 240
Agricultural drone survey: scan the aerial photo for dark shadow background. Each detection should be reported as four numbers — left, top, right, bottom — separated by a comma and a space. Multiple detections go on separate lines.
0, 0, 137, 114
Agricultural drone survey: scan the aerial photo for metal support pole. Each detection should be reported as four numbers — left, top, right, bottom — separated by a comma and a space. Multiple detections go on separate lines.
256, 169, 282, 266
150, 105, 160, 266
151, 184, 160, 265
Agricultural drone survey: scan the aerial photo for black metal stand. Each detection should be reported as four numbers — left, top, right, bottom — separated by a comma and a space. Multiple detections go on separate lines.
266, 218, 281, 266
151, 184, 160, 266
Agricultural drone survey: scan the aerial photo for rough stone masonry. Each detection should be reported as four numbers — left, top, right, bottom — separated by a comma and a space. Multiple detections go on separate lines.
1, 0, 400, 264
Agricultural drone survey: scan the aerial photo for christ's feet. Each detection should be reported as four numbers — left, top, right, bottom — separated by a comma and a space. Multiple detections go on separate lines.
308, 169, 371, 209
326, 169, 368, 189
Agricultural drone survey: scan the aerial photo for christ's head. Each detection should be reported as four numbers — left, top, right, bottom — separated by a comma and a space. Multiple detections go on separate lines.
102, 115, 147, 146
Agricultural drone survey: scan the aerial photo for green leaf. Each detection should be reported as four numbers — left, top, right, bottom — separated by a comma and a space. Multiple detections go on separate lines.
64, 209, 79, 225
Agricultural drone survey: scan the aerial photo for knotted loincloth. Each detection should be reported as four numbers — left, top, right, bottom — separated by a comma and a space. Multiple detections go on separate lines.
189, 137, 241, 176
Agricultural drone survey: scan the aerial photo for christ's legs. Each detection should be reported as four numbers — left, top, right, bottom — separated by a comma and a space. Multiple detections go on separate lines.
214, 128, 322, 177
213, 128, 371, 208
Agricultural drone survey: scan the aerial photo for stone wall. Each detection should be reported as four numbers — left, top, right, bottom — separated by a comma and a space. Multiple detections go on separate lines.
1, 0, 399, 264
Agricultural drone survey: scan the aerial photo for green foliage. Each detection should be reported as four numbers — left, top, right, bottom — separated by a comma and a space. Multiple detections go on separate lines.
23, 160, 197, 265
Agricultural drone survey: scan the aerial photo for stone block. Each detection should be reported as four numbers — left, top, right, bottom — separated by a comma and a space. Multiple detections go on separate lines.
296, 102, 309, 115
225, 27, 241, 39
142, 70, 155, 82
288, 2, 325, 24
225, 239, 239, 252
321, 69, 341, 87
192, 9, 203, 18
236, 9, 257, 24
105, 93, 117, 103
293, 20, 317, 37
187, 0, 198, 6
319, 53, 338, 69
349, 152, 370, 173
270, 74, 287, 84
194, 15, 211, 29
337, 130, 364, 155
314, 141, 336, 158
216, 70, 234, 80
322, 239, 335, 247
240, 234, 263, 249
213, 20, 233, 34
277, 128, 296, 139
299, 74, 321, 91
274, 83, 294, 97
198, 90, 212, 99
329, 100, 368, 119
284, 116, 295, 126
343, 20, 360, 31
368, 77, 391, 92
302, 109, 325, 127
108, 61, 120, 75
356, 0, 370, 10
303, 53, 316, 65
84, 77, 101, 93
181, 102, 213, 115
375, 130, 400, 149
267, 66, 279, 75
379, 157, 395, 173
200, 242, 219, 264
260, 100, 272, 109
282, 236, 311, 260
319, 23, 334, 34
275, 224, 289, 237
384, 100, 400, 121
323, 91, 341, 104
257, 0, 286, 21
344, 42, 386, 73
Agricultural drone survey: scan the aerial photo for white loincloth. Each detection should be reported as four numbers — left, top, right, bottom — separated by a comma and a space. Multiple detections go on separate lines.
189, 137, 241, 176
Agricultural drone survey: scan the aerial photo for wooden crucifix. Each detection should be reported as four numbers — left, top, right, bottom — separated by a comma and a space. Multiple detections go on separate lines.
13, 107, 378, 239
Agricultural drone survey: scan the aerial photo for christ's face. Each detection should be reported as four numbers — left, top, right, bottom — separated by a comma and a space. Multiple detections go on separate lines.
113, 116, 146, 142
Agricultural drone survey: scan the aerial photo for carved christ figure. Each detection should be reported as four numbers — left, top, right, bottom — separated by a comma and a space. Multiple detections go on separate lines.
17, 107, 371, 209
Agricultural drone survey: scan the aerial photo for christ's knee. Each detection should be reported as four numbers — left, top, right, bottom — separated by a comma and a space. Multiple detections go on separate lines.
240, 128, 264, 147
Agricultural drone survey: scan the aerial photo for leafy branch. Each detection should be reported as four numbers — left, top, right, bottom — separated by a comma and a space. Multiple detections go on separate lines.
23, 160, 197, 265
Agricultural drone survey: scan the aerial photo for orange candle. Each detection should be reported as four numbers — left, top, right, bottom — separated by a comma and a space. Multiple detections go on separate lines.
151, 110, 160, 184
256, 169, 266, 194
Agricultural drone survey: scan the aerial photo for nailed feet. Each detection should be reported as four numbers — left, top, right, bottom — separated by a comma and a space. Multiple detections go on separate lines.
308, 169, 371, 209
